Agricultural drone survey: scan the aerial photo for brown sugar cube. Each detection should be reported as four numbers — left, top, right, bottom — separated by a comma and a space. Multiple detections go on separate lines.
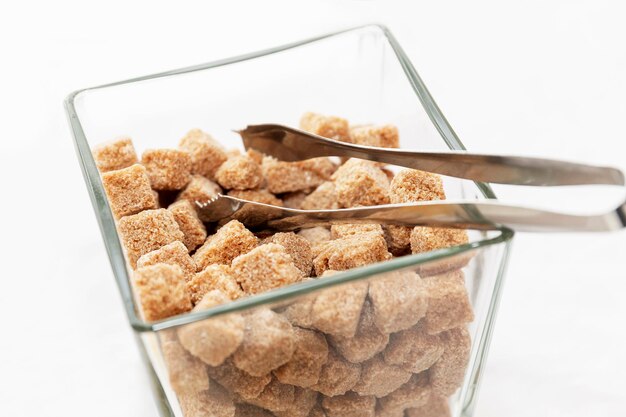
232, 308, 296, 376
136, 241, 196, 282
298, 227, 331, 246
118, 208, 184, 267
177, 290, 245, 366
232, 243, 302, 295
167, 200, 207, 252
368, 270, 428, 334
177, 174, 222, 208
263, 232, 313, 276
383, 324, 444, 373
389, 169, 445, 204
101, 164, 158, 219
349, 125, 399, 149
377, 372, 431, 415
187, 264, 244, 305
328, 300, 389, 363
179, 129, 228, 180
410, 227, 472, 276
332, 159, 390, 207
215, 155, 263, 190
301, 181, 339, 210
308, 404, 327, 417
422, 271, 474, 334
246, 148, 265, 165
263, 156, 336, 194
244, 378, 295, 413
300, 112, 350, 142
405, 396, 450, 417
322, 391, 376, 417
208, 359, 271, 400
310, 348, 361, 397
383, 225, 412, 256
330, 223, 384, 240
141, 149, 192, 190
178, 383, 235, 417
159, 330, 210, 395
192, 220, 258, 271
309, 280, 369, 338
374, 405, 405, 417
313, 233, 391, 276
93, 137, 139, 173
274, 387, 319, 417
234, 403, 274, 417
228, 189, 283, 206
282, 191, 307, 209
274, 327, 329, 388
281, 288, 317, 329
133, 264, 191, 321
429, 327, 471, 396
352, 355, 412, 398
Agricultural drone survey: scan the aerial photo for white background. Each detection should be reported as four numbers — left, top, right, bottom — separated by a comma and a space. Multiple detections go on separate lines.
1, 1, 625, 416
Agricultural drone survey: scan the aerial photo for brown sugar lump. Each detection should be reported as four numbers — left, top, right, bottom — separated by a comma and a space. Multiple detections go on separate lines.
234, 403, 275, 417
349, 125, 400, 149
263, 232, 313, 277
383, 225, 412, 257
192, 220, 259, 271
310, 348, 361, 397
232, 308, 296, 376
187, 264, 244, 305
274, 387, 319, 417
274, 327, 329, 388
141, 149, 192, 190
301, 181, 340, 210
243, 378, 296, 413
232, 243, 302, 295
328, 300, 389, 364
422, 271, 474, 334
118, 208, 184, 267
177, 290, 245, 366
410, 227, 469, 255
281, 191, 307, 209
133, 264, 192, 321
228, 189, 283, 206
309, 280, 369, 338
376, 372, 432, 415
308, 404, 327, 417
313, 233, 391, 276
177, 175, 222, 208
389, 169, 446, 204
263, 156, 336, 194
298, 227, 331, 246
321, 391, 376, 417
93, 137, 138, 173
368, 270, 428, 334
300, 112, 350, 142
167, 200, 207, 252
178, 383, 236, 417
159, 330, 210, 395
179, 129, 228, 180
352, 355, 412, 398
405, 396, 450, 417
215, 155, 263, 190
208, 359, 271, 400
429, 327, 471, 396
246, 148, 265, 165
383, 324, 444, 374
332, 159, 390, 207
330, 223, 384, 240
101, 164, 158, 219
136, 241, 196, 282
281, 289, 317, 329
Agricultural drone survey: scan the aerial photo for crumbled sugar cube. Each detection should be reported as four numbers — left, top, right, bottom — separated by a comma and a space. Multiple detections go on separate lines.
244, 378, 295, 413
377, 372, 431, 415
274, 327, 329, 388
187, 264, 244, 305
405, 396, 451, 417
274, 388, 319, 417
383, 324, 444, 373
228, 189, 283, 206
321, 391, 376, 417
310, 348, 361, 397
133, 264, 191, 321
246, 148, 265, 165
179, 129, 228, 180
232, 243, 303, 295
232, 308, 296, 376
328, 300, 389, 363
353, 355, 412, 398
178, 383, 235, 417
215, 155, 263, 190
301, 182, 339, 210
93, 137, 138, 173
177, 290, 245, 366
313, 233, 391, 276
141, 149, 192, 190
309, 280, 369, 338
263, 156, 336, 194
159, 330, 210, 395
167, 200, 207, 251
192, 220, 259, 271
348, 125, 399, 149
136, 241, 196, 282
176, 174, 222, 208
281, 191, 307, 209
389, 169, 445, 204
101, 164, 158, 219
368, 270, 428, 334
298, 227, 331, 246
234, 403, 274, 417
263, 232, 313, 276
422, 271, 474, 334
300, 112, 350, 142
383, 225, 412, 256
208, 359, 271, 400
330, 223, 384, 240
331, 159, 390, 207
118, 209, 184, 267
429, 327, 471, 396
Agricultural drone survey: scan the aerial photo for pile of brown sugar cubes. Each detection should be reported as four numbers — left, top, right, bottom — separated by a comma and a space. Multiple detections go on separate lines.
94, 112, 475, 417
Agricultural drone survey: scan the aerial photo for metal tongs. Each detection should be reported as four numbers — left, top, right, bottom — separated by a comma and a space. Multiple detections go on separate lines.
198, 124, 626, 232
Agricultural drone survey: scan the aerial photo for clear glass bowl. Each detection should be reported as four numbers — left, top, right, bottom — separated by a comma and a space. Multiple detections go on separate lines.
66, 24, 513, 417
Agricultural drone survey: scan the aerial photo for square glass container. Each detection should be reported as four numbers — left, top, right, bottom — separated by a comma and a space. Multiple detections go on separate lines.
66, 25, 513, 417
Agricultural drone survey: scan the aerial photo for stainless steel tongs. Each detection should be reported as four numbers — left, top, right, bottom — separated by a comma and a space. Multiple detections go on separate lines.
197, 124, 626, 232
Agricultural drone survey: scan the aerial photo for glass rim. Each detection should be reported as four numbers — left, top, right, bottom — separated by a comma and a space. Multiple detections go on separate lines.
65, 23, 514, 332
